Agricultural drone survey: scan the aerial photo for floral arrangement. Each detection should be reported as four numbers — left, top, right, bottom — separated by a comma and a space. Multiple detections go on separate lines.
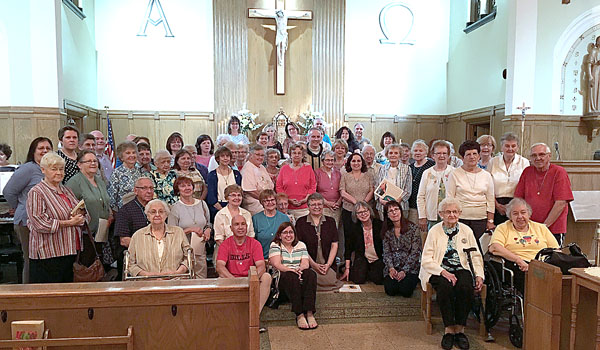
236, 109, 262, 134
298, 110, 325, 132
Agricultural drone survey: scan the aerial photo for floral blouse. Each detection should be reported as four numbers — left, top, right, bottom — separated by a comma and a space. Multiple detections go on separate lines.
108, 165, 143, 211
151, 170, 178, 205
382, 222, 422, 277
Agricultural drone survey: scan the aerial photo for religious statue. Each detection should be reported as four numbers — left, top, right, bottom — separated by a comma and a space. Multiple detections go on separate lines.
275, 10, 288, 67
586, 36, 600, 115
273, 107, 289, 144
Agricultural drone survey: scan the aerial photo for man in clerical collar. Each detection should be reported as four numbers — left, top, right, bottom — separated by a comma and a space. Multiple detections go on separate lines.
306, 127, 330, 170
136, 142, 156, 175
91, 130, 114, 182
354, 123, 371, 151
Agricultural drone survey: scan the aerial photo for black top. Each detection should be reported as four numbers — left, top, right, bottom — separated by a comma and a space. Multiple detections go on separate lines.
296, 215, 338, 263
408, 159, 435, 208
114, 198, 149, 238
344, 218, 383, 261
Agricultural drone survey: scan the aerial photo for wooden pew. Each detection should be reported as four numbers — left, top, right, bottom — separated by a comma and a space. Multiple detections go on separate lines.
0, 267, 260, 350
524, 260, 572, 350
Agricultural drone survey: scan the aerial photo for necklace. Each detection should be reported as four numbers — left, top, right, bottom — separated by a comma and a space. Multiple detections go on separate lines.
535, 169, 549, 195
465, 169, 478, 191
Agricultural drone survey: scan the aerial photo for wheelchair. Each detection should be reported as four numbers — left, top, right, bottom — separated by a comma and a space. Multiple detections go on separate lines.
122, 247, 195, 281
479, 230, 524, 348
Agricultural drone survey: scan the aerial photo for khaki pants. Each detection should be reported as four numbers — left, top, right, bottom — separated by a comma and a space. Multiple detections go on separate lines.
14, 225, 30, 284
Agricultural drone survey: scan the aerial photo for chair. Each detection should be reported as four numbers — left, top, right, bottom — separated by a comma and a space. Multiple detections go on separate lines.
122, 248, 195, 280
421, 281, 487, 336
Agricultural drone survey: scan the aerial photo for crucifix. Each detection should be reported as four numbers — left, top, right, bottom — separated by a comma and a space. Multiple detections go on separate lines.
248, 0, 312, 95
516, 102, 531, 156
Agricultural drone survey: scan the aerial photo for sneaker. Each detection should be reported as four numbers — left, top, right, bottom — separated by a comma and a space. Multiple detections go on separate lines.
441, 333, 454, 350
259, 326, 267, 333
454, 333, 470, 350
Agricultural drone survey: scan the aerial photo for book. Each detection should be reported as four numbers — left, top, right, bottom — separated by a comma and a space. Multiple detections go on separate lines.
95, 218, 109, 243
70, 199, 86, 216
11, 320, 44, 350
374, 178, 405, 202
338, 284, 362, 293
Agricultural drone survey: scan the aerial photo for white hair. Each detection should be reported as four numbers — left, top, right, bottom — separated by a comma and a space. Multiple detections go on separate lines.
144, 199, 170, 216
438, 198, 462, 213
216, 134, 232, 146
154, 149, 171, 162
40, 152, 65, 169
362, 144, 376, 153
530, 142, 551, 154
411, 140, 429, 153
505, 198, 533, 220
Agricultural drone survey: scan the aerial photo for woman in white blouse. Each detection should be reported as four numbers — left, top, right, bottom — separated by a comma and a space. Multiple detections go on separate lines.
446, 140, 495, 240
487, 132, 530, 225
417, 140, 455, 234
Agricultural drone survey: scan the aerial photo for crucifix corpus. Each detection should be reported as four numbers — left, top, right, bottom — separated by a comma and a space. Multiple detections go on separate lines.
249, 0, 312, 95
516, 102, 531, 156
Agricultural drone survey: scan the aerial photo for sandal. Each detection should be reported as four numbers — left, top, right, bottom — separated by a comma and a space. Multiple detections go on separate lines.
306, 314, 318, 329
296, 315, 309, 330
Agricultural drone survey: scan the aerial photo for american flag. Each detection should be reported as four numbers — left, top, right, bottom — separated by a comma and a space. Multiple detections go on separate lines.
105, 114, 116, 167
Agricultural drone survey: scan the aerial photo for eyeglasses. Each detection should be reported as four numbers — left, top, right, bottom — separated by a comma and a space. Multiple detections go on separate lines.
387, 207, 401, 213
263, 198, 276, 203
135, 186, 155, 191
308, 202, 323, 208
148, 210, 166, 215
433, 152, 448, 156
356, 210, 370, 215
442, 210, 460, 215
80, 159, 98, 164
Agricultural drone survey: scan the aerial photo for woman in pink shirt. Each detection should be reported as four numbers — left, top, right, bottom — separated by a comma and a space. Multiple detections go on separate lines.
314, 150, 342, 226
276, 143, 316, 219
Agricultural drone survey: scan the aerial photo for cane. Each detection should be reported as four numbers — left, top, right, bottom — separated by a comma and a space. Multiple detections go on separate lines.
463, 247, 495, 342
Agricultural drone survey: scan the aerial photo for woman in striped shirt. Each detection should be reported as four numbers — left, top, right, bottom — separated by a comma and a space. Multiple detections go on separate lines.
27, 152, 89, 283
269, 222, 318, 330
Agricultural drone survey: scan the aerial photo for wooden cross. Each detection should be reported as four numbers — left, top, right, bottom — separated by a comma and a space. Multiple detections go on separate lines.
248, 0, 312, 95
516, 102, 531, 155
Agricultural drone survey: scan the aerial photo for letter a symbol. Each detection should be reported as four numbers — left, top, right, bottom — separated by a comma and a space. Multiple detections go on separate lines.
137, 0, 174, 37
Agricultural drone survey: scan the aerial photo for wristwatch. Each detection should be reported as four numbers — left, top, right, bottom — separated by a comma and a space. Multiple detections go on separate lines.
487, 219, 494, 224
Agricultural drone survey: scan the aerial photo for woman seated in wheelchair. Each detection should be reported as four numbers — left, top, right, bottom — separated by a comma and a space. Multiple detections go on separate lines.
127, 199, 191, 278
488, 197, 559, 294
420, 198, 484, 350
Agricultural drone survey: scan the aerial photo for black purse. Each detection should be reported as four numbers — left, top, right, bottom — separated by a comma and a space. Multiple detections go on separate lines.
266, 268, 280, 309
534, 243, 591, 275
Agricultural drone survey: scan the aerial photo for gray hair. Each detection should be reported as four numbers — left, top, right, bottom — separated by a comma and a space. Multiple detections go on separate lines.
505, 198, 532, 220
352, 201, 375, 223
116, 141, 137, 160
320, 150, 335, 161
530, 142, 551, 154
354, 122, 365, 129
135, 176, 154, 187
500, 132, 519, 146
266, 148, 281, 158
154, 150, 171, 163
431, 140, 451, 154
215, 134, 232, 146
438, 197, 463, 213
249, 144, 265, 154
411, 139, 429, 154
308, 127, 322, 136
307, 192, 324, 204
144, 199, 170, 216
183, 144, 196, 153
40, 152, 65, 169
385, 143, 402, 157
362, 144, 376, 153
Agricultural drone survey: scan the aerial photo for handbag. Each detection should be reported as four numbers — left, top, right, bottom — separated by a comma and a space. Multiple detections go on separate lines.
535, 243, 591, 275
266, 268, 281, 309
73, 225, 105, 282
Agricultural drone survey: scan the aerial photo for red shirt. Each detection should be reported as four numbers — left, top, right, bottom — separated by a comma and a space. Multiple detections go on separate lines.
217, 236, 264, 278
514, 164, 573, 234
276, 164, 317, 209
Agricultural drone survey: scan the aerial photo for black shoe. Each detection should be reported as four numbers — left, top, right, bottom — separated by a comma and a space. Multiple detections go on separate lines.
454, 333, 470, 350
441, 333, 454, 350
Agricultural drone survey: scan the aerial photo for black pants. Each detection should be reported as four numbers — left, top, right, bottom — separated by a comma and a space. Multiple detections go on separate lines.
350, 255, 384, 285
383, 273, 419, 297
341, 209, 356, 248
494, 197, 512, 225
279, 269, 317, 316
115, 244, 126, 281
491, 260, 525, 295
459, 218, 487, 241
429, 269, 475, 327
30, 255, 76, 283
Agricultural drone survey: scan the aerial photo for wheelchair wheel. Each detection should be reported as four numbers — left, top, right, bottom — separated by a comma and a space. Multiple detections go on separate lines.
509, 314, 523, 348
483, 261, 502, 329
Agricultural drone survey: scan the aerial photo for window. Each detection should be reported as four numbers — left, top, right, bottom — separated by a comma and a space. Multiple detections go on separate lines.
465, 0, 496, 34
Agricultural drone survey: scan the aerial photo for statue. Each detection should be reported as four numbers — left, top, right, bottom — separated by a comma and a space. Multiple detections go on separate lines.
586, 36, 600, 115
272, 107, 289, 144
274, 10, 288, 67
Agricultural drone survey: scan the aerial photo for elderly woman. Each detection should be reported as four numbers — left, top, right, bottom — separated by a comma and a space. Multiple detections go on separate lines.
269, 222, 318, 330
446, 140, 495, 240
108, 141, 143, 211
375, 144, 412, 218
252, 189, 290, 259
168, 176, 211, 278
282, 122, 304, 157
66, 150, 112, 265
195, 134, 214, 167
382, 201, 421, 297
227, 115, 250, 145
127, 199, 190, 277
419, 198, 484, 350
408, 140, 435, 225
264, 124, 285, 159
4, 137, 53, 283
276, 143, 316, 219
375, 131, 396, 164
183, 144, 209, 179
417, 140, 455, 233
166, 132, 184, 166
174, 149, 207, 201
149, 150, 177, 205
488, 198, 558, 294
296, 193, 343, 291
332, 139, 349, 170
488, 132, 530, 225
26, 152, 89, 283
315, 150, 342, 225
265, 148, 281, 186
340, 201, 384, 285
476, 134, 496, 170
206, 146, 242, 219
334, 126, 359, 153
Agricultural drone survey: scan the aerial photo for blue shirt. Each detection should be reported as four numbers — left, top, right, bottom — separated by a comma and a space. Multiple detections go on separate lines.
252, 211, 290, 259
323, 134, 332, 146
3, 162, 44, 226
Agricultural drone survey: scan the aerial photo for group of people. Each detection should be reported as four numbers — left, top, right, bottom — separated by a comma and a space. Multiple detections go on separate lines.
2, 116, 574, 345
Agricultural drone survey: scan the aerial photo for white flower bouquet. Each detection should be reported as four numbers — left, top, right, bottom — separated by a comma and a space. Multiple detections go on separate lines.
298, 110, 325, 132
236, 109, 262, 134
